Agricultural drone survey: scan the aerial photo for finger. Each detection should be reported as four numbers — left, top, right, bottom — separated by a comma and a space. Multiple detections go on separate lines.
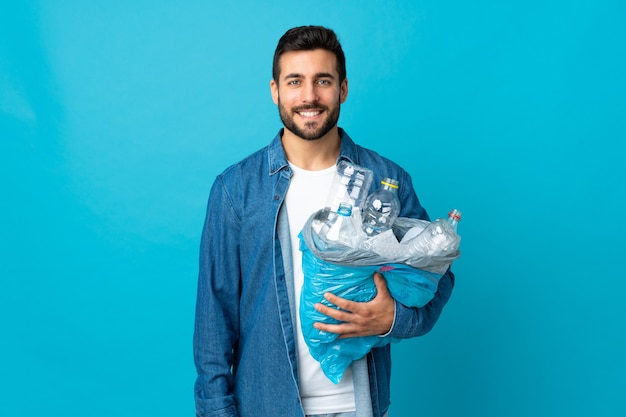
373, 272, 388, 289
314, 321, 369, 339
313, 321, 345, 332
373, 272, 390, 297
314, 321, 358, 337
323, 292, 359, 312
314, 302, 353, 322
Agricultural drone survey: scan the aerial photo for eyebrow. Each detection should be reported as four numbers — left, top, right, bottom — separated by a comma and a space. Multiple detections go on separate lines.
283, 72, 336, 80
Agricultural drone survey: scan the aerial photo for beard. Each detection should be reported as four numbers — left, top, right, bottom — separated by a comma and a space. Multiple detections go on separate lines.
277, 99, 341, 141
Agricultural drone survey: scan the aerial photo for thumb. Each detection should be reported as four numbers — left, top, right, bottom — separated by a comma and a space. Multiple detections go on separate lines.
373, 272, 389, 292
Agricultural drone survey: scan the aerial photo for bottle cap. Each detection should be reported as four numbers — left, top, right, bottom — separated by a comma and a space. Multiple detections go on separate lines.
448, 209, 462, 221
381, 178, 399, 189
337, 203, 353, 217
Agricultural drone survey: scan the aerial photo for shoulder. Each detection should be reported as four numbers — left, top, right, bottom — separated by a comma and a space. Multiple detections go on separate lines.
356, 144, 407, 173
205, 145, 272, 221
340, 129, 409, 178
352, 143, 413, 194
348, 141, 427, 220
217, 146, 269, 181
216, 130, 285, 183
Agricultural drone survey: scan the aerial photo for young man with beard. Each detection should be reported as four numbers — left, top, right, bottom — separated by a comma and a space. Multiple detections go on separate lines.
193, 26, 455, 417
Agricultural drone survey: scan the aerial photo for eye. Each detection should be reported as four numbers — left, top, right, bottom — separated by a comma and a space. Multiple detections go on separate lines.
317, 79, 331, 85
287, 79, 301, 86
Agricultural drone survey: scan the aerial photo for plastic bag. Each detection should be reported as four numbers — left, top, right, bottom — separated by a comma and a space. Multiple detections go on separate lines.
299, 209, 460, 383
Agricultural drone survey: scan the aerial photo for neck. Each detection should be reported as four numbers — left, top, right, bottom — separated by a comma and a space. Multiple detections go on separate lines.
281, 126, 341, 170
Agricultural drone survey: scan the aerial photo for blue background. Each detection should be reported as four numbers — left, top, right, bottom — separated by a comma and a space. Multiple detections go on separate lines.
2, 1, 625, 416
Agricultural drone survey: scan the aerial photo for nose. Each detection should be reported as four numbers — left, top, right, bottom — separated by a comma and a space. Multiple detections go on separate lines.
300, 81, 318, 103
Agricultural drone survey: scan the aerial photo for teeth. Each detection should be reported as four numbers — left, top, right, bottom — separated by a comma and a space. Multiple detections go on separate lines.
299, 111, 320, 117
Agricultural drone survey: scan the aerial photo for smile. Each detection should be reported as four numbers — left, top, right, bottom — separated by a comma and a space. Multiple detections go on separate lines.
297, 110, 322, 118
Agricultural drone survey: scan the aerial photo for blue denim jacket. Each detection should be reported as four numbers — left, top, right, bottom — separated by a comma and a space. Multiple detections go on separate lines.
194, 129, 455, 417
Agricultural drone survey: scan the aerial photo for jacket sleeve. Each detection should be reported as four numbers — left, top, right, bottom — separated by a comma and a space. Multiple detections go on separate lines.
387, 169, 455, 339
193, 176, 241, 417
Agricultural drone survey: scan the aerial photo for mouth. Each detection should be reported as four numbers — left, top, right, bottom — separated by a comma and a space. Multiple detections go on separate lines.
299, 110, 321, 118
295, 107, 324, 119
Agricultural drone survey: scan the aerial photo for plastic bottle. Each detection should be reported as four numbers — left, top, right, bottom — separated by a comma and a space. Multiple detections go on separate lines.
321, 202, 363, 248
361, 178, 401, 237
326, 161, 373, 211
408, 209, 462, 256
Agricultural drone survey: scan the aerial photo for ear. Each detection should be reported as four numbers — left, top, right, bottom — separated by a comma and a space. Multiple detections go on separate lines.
340, 78, 348, 103
270, 79, 279, 105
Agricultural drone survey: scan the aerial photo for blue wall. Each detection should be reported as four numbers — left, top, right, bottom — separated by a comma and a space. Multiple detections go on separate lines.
2, 1, 625, 416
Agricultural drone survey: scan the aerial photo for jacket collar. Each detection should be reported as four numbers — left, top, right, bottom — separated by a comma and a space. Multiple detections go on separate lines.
267, 127, 359, 175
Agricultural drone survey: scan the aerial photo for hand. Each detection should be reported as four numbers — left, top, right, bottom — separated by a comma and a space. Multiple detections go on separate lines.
313, 272, 395, 339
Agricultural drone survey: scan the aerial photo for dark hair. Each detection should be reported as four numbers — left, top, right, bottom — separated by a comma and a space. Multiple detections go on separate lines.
272, 26, 346, 83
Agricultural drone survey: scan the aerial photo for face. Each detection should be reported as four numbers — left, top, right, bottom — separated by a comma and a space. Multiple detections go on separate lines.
270, 49, 348, 141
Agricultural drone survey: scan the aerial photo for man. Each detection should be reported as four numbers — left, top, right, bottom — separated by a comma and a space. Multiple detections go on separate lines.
194, 26, 455, 417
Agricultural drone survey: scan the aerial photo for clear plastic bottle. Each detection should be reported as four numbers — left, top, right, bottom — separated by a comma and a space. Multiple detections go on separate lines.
325, 161, 373, 212
361, 178, 401, 237
409, 209, 462, 256
321, 202, 362, 247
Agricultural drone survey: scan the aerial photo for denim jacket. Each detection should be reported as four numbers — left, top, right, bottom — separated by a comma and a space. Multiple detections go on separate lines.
194, 129, 455, 417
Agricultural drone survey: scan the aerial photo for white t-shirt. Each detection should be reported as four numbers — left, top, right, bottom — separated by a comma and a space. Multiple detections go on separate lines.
285, 162, 356, 414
